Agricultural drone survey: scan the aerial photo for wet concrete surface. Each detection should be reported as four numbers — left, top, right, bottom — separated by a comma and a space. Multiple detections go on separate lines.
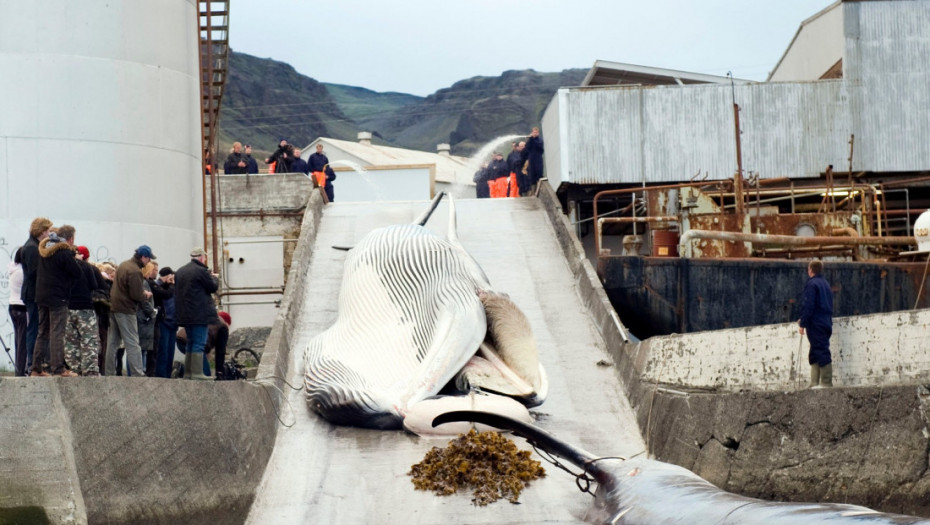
246, 197, 646, 524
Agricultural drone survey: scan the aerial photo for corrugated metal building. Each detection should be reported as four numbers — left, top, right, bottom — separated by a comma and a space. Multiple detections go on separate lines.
542, 0, 930, 188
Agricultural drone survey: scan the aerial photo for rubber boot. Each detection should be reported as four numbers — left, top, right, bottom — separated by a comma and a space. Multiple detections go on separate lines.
183, 351, 192, 379
188, 351, 212, 381
820, 363, 833, 387
809, 364, 821, 388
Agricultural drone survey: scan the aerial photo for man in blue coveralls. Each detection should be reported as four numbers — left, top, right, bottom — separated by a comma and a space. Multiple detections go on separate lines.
799, 260, 834, 388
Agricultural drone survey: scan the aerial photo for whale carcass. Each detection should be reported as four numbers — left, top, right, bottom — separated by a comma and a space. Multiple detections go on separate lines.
303, 193, 548, 431
433, 411, 930, 525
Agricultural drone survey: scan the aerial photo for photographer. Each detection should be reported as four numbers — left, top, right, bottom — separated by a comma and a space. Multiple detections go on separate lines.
264, 138, 294, 174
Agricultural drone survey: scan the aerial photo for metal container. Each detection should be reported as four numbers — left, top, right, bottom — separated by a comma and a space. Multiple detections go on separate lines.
652, 230, 680, 257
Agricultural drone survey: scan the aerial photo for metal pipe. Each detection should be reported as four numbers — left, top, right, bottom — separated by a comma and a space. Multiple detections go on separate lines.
679, 230, 916, 258
216, 289, 284, 298
223, 238, 300, 245
213, 210, 305, 218
593, 181, 732, 255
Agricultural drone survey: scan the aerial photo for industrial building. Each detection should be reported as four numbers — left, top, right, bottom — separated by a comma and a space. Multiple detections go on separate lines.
542, 0, 930, 225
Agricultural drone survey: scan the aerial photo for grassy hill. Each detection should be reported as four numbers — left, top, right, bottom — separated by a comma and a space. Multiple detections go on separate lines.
217, 50, 586, 159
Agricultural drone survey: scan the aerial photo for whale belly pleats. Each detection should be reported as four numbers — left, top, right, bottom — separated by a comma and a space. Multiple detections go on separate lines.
304, 224, 487, 429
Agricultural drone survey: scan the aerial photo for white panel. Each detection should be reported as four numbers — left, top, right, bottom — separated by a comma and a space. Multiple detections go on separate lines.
221, 236, 286, 329
334, 168, 431, 202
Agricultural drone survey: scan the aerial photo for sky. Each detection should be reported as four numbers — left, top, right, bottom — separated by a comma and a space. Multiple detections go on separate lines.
228, 0, 834, 96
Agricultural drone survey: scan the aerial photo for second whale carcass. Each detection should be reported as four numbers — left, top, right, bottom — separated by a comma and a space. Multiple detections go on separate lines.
304, 193, 548, 432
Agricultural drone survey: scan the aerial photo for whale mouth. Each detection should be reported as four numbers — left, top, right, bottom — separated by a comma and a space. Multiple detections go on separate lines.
453, 342, 549, 409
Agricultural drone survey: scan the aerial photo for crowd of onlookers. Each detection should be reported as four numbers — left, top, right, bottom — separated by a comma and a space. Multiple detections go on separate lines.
6, 217, 231, 379
473, 127, 545, 199
222, 138, 336, 201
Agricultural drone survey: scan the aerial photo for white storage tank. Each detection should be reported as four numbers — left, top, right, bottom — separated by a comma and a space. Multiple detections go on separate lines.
0, 0, 203, 266
914, 209, 930, 252
0, 0, 204, 369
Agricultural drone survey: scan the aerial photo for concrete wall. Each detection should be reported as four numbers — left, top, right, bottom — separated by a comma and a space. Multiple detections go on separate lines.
0, 186, 329, 524
638, 309, 930, 391
0, 377, 278, 525
535, 183, 930, 516
204, 173, 315, 328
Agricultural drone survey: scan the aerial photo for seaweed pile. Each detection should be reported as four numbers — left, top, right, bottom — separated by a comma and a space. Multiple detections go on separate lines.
408, 429, 546, 505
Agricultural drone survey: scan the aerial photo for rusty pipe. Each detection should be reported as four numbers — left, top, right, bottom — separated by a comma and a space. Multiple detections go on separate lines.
831, 227, 859, 237
679, 230, 916, 258
593, 181, 731, 255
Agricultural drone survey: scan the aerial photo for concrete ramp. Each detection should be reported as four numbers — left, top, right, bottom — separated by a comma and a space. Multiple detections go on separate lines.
247, 196, 645, 523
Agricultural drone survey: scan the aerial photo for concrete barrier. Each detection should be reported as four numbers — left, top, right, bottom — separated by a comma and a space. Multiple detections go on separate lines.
534, 183, 930, 517
0, 188, 327, 525
638, 309, 930, 391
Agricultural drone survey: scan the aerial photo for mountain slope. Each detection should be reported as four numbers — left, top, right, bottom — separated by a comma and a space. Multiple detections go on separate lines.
217, 50, 586, 158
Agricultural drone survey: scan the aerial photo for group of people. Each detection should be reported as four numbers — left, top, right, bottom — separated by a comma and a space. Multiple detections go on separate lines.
223, 139, 336, 201
474, 127, 545, 199
6, 217, 231, 380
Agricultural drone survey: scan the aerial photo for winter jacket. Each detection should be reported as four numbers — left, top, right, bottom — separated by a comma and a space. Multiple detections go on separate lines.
175, 258, 219, 325
223, 152, 248, 174
8, 261, 24, 306
291, 157, 309, 175
137, 280, 157, 350
308, 152, 329, 173
487, 158, 510, 180
245, 154, 259, 174
35, 234, 82, 308
19, 235, 40, 303
152, 279, 175, 326
507, 149, 525, 175
110, 255, 148, 314
525, 135, 545, 182
266, 144, 294, 173
69, 259, 105, 310
799, 274, 833, 330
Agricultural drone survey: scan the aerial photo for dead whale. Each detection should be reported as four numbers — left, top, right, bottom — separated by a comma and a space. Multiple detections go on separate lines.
303, 193, 548, 431
432, 411, 930, 525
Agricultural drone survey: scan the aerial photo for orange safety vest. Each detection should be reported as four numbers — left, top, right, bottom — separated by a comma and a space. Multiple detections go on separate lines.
312, 171, 326, 188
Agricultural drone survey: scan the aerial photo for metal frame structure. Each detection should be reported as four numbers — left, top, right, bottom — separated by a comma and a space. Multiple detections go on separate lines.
198, 0, 230, 271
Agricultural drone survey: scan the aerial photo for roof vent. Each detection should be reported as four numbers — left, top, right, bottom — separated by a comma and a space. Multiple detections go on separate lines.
357, 132, 372, 145
437, 143, 450, 156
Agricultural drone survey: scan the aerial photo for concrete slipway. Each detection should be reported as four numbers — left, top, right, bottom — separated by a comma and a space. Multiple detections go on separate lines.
246, 193, 646, 524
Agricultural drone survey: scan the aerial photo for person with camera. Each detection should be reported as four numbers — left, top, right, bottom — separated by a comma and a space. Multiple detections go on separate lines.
106, 245, 155, 376
174, 247, 219, 380
264, 138, 294, 174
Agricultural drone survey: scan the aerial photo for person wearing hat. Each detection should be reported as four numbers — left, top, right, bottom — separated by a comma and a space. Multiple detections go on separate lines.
64, 245, 107, 375
264, 138, 293, 174
105, 245, 155, 376
174, 247, 219, 380
152, 266, 176, 378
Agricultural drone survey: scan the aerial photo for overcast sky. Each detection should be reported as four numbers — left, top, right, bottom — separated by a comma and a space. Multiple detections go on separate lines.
229, 0, 832, 96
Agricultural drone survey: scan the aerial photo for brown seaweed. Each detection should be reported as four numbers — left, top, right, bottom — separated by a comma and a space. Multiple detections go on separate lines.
408, 429, 546, 505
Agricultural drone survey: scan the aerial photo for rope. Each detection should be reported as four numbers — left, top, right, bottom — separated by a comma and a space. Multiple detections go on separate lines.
531, 442, 628, 498
244, 375, 304, 428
